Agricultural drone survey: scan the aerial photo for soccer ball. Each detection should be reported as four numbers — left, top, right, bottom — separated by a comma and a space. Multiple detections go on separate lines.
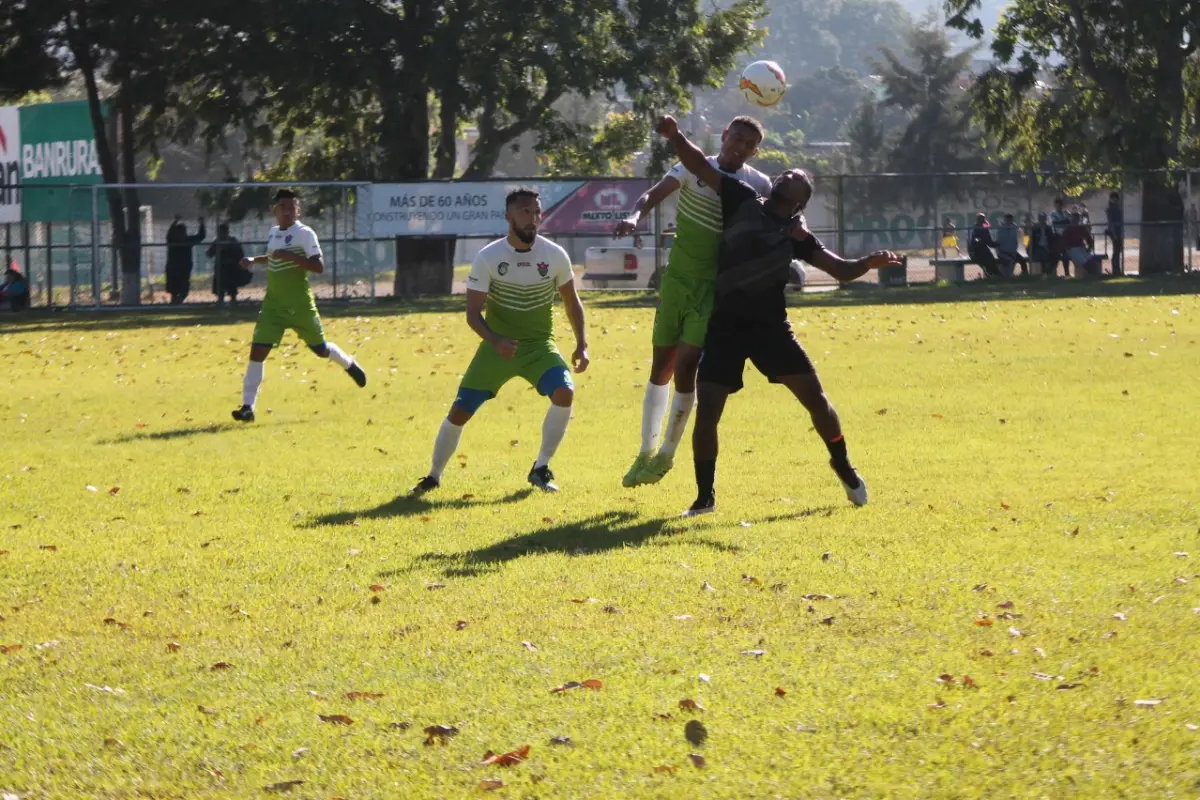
739, 60, 787, 108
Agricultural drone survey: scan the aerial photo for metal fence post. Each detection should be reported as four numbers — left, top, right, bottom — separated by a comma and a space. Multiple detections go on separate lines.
835, 175, 845, 256
932, 174, 939, 256
86, 186, 101, 308
331, 189, 339, 300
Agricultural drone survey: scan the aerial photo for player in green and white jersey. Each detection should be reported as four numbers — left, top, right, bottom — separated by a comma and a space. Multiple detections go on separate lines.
613, 116, 771, 487
231, 189, 366, 423
411, 188, 589, 495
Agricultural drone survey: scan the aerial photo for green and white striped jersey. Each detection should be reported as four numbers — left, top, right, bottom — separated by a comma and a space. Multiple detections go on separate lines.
466, 235, 574, 342
665, 157, 772, 281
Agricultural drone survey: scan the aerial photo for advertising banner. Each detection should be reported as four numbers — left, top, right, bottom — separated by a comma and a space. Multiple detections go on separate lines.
361, 179, 651, 238
0, 106, 20, 224
19, 100, 106, 223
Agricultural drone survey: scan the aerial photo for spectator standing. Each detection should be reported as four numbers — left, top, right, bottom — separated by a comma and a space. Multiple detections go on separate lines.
940, 217, 960, 257
1050, 197, 1072, 277
165, 215, 207, 305
207, 223, 249, 305
1028, 212, 1054, 275
1105, 192, 1124, 276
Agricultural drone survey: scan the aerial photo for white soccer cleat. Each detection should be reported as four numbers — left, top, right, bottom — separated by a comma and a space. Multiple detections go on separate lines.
841, 472, 868, 507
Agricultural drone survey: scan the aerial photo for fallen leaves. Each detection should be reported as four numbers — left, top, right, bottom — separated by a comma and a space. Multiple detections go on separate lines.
455, 620, 469, 631
108, 486, 120, 496
318, 714, 354, 725
684, 720, 707, 746
1135, 699, 1164, 707
481, 744, 530, 767
0, 644, 22, 654
343, 692, 384, 701
477, 779, 505, 791
369, 584, 385, 592
928, 698, 948, 710
775, 687, 788, 698
551, 679, 602, 693
974, 616, 995, 627
210, 661, 233, 671
263, 780, 305, 792
424, 725, 459, 745
678, 699, 705, 712
688, 753, 707, 768
39, 544, 57, 552
102, 618, 132, 631
549, 736, 572, 746
521, 641, 538, 652
740, 649, 766, 657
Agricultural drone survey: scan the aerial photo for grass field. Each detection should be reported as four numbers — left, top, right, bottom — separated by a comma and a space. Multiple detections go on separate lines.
2, 278, 1199, 798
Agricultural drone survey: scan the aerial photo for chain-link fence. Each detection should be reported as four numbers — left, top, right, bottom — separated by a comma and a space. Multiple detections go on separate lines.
6, 170, 1198, 310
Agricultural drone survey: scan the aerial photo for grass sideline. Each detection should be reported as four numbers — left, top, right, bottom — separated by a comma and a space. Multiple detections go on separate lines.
2, 281, 1199, 797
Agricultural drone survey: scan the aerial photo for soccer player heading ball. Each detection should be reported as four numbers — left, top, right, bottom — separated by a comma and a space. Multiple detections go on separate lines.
232, 189, 367, 423
654, 115, 901, 516
613, 115, 771, 488
411, 189, 589, 495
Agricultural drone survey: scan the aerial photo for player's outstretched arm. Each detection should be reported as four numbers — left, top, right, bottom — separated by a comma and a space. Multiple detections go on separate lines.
466, 288, 516, 359
656, 116, 723, 192
557, 279, 589, 373
240, 255, 269, 268
614, 176, 681, 239
807, 249, 901, 283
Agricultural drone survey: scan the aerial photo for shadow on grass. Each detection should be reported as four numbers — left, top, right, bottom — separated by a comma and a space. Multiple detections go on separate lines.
96, 421, 269, 444
304, 488, 535, 528
399, 507, 785, 579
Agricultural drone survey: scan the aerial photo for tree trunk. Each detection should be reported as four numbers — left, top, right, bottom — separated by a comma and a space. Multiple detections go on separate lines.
119, 94, 142, 305
78, 51, 132, 304
393, 237, 453, 297
1138, 174, 1183, 274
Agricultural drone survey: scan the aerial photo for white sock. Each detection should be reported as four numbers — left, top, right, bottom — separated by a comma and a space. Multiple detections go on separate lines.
640, 381, 671, 454
325, 342, 353, 369
535, 404, 573, 468
659, 391, 695, 456
430, 418, 464, 480
242, 360, 264, 408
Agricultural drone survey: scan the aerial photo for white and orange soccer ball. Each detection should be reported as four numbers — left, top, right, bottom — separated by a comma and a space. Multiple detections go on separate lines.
739, 60, 787, 108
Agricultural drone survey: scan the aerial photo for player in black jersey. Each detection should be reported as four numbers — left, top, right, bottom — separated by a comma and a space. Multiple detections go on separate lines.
656, 115, 900, 516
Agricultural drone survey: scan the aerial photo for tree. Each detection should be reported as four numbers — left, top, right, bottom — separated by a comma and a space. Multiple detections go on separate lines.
946, 0, 1198, 272
761, 0, 913, 77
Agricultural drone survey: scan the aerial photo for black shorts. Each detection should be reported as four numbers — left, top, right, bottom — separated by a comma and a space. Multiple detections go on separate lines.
698, 313, 815, 392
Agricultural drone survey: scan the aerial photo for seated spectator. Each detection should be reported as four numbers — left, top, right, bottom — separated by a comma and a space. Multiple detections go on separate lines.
967, 212, 1002, 277
994, 213, 1029, 276
1061, 212, 1103, 276
940, 217, 960, 257
1028, 212, 1054, 274
1, 264, 29, 311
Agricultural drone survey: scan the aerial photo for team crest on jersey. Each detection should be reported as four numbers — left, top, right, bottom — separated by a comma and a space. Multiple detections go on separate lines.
537, 262, 549, 277
285, 234, 293, 244
497, 261, 508, 275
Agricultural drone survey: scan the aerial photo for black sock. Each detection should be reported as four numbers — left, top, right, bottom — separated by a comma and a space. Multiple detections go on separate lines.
694, 458, 716, 499
825, 436, 860, 488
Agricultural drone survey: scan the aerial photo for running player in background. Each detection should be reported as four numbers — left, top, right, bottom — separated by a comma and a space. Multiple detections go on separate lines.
412, 189, 589, 495
613, 116, 771, 488
231, 189, 366, 422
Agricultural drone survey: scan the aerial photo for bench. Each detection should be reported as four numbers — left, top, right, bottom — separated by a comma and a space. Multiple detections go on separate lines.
877, 255, 909, 287
930, 253, 1108, 281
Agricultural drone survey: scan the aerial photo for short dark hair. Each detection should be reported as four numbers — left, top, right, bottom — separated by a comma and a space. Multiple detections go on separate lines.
274, 188, 298, 203
506, 188, 539, 210
728, 115, 765, 144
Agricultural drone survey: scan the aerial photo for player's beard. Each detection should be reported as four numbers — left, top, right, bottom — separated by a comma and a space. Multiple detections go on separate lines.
513, 227, 536, 245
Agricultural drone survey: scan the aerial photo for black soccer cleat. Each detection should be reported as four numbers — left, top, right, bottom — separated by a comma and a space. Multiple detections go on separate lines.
681, 493, 716, 518
231, 405, 255, 423
411, 475, 440, 496
527, 464, 560, 493
347, 362, 367, 388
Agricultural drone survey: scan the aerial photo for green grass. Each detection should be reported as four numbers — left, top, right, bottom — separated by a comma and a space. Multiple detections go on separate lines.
2, 280, 1200, 798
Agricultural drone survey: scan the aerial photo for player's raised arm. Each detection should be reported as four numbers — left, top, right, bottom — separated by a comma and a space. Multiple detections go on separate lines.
656, 115, 724, 192
614, 175, 681, 239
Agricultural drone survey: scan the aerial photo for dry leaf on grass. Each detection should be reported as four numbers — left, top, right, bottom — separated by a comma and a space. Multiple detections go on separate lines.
424, 725, 459, 745
318, 714, 354, 725
684, 720, 708, 746
549, 736, 572, 746
39, 544, 57, 552
477, 780, 505, 791
344, 692, 384, 701
928, 698, 948, 710
654, 764, 678, 774
741, 649, 766, 657
263, 780, 305, 792
521, 641, 538, 652
455, 620, 469, 631
210, 662, 233, 671
688, 753, 707, 768
679, 698, 705, 712
997, 600, 1014, 610
775, 687, 787, 697
0, 644, 22, 654
1135, 699, 1164, 707
369, 584, 385, 592
197, 705, 218, 715
481, 744, 530, 767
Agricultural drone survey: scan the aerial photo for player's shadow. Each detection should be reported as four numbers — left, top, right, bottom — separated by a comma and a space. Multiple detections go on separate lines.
304, 488, 535, 528
408, 509, 706, 578
96, 422, 269, 444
